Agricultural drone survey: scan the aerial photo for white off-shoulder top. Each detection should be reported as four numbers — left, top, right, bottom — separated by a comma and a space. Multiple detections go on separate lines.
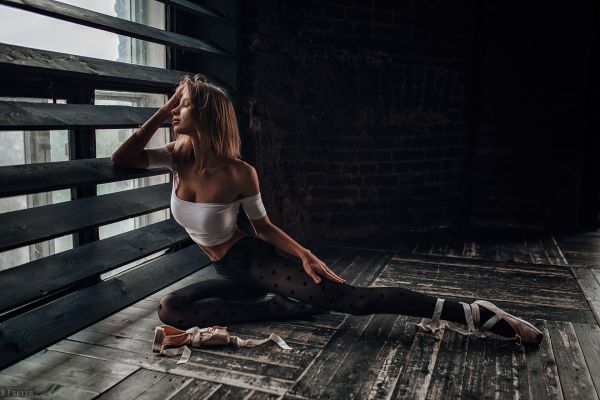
145, 145, 267, 246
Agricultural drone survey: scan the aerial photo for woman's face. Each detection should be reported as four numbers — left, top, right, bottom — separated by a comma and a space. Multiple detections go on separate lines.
171, 85, 195, 136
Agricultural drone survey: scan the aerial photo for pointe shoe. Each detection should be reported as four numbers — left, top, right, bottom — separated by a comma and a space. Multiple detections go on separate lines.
470, 300, 544, 345
153, 324, 231, 354
417, 298, 544, 345
153, 324, 293, 351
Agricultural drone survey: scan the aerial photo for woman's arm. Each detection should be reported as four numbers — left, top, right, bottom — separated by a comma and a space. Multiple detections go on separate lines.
255, 216, 308, 259
256, 217, 346, 285
240, 164, 346, 285
111, 90, 180, 168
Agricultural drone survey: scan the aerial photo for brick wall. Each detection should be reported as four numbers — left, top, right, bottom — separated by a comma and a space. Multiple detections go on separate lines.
237, 1, 594, 242
239, 0, 477, 242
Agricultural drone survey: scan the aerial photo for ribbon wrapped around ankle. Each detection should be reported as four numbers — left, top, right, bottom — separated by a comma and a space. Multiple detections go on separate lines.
415, 298, 496, 341
415, 298, 447, 339
153, 325, 292, 364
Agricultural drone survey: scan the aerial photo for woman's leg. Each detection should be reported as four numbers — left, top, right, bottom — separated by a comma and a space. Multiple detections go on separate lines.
236, 238, 516, 337
157, 275, 325, 330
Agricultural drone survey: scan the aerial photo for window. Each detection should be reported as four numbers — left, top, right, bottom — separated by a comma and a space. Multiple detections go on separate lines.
0, 0, 239, 278
0, 0, 169, 270
0, 0, 240, 368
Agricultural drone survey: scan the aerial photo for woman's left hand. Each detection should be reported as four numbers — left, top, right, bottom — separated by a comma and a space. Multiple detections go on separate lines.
301, 250, 346, 285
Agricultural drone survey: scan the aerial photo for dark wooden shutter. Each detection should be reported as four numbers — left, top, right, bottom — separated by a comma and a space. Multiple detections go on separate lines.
0, 0, 239, 369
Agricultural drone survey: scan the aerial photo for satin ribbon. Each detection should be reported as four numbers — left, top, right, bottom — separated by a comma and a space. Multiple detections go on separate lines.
415, 299, 514, 342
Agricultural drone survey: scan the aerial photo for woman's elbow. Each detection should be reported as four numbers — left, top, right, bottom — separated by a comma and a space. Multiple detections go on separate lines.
111, 153, 126, 166
253, 219, 273, 236
110, 147, 124, 162
110, 141, 147, 168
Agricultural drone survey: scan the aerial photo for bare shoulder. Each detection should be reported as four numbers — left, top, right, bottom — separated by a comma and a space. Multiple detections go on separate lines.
232, 159, 256, 177
229, 159, 260, 196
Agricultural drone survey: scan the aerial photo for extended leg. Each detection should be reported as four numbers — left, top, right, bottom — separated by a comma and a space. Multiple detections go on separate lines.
240, 241, 516, 337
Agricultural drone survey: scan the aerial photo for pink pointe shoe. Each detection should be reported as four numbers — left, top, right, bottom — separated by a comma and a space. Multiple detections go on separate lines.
153, 325, 232, 354
469, 300, 544, 345
417, 298, 544, 345
152, 324, 293, 364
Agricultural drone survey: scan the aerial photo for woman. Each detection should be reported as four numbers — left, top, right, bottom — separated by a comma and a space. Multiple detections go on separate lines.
111, 74, 543, 346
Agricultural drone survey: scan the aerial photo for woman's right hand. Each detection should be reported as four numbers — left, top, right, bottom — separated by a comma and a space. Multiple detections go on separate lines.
161, 86, 182, 115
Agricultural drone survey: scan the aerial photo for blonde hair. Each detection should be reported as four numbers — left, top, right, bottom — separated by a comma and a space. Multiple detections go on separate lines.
171, 74, 241, 168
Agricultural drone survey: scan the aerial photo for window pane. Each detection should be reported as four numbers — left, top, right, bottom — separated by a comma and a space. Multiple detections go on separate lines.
0, 0, 169, 271
0, 235, 73, 273
101, 248, 168, 281
0, 0, 166, 67
96, 88, 171, 240
0, 98, 74, 270
96, 124, 171, 240
99, 209, 171, 240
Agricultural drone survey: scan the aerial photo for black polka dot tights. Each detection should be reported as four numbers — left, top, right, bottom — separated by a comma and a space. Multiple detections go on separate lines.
158, 236, 472, 331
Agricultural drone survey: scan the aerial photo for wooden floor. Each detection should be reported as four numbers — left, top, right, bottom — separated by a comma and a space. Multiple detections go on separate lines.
1, 226, 599, 399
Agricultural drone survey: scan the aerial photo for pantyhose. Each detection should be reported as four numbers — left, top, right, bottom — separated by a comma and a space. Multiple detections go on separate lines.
158, 236, 514, 337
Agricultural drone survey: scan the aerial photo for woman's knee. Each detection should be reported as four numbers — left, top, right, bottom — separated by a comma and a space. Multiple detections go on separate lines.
157, 292, 184, 322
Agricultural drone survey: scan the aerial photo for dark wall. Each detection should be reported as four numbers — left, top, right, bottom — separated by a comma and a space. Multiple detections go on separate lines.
471, 2, 595, 230
237, 0, 595, 242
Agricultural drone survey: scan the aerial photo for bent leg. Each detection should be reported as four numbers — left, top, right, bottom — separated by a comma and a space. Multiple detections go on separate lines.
157, 277, 324, 330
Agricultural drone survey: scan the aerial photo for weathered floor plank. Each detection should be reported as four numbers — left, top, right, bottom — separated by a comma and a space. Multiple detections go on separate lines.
424, 329, 471, 400
286, 249, 394, 398
0, 373, 98, 400
445, 227, 467, 258
373, 258, 592, 323
49, 339, 294, 396
0, 349, 139, 398
543, 235, 569, 265
318, 313, 399, 399
514, 231, 534, 263
571, 267, 600, 326
96, 369, 172, 400
573, 323, 600, 397
523, 320, 564, 400
555, 231, 600, 266
390, 324, 446, 399
360, 315, 423, 399
547, 321, 599, 400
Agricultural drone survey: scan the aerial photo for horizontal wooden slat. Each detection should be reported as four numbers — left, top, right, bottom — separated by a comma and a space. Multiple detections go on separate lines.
0, 183, 171, 252
0, 219, 190, 315
0, 101, 172, 131
0, 157, 169, 197
0, 42, 182, 93
0, 0, 233, 58
0, 42, 236, 97
0, 244, 211, 370
154, 0, 235, 25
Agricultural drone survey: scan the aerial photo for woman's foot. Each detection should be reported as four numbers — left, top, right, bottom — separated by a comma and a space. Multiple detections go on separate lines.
470, 300, 544, 345
477, 306, 518, 337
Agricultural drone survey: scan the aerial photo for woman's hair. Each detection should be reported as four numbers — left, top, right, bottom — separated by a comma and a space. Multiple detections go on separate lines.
171, 73, 241, 167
